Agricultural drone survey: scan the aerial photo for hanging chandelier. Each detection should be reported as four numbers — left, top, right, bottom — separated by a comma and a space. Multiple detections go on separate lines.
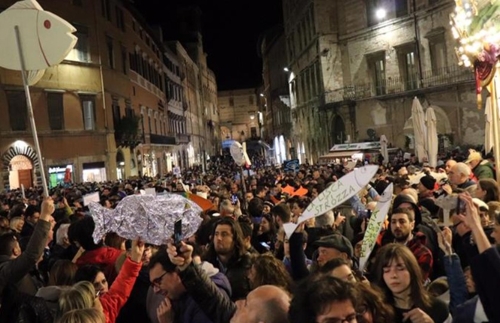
450, 0, 500, 67
450, 0, 500, 108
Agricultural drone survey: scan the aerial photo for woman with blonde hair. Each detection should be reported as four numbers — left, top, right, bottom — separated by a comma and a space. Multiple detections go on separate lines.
372, 243, 451, 323
58, 308, 105, 323
57, 240, 145, 323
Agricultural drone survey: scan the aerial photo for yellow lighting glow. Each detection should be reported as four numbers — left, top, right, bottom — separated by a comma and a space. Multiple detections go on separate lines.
450, 0, 500, 66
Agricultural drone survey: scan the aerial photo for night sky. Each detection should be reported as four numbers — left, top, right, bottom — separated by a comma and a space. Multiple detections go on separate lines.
134, 0, 283, 91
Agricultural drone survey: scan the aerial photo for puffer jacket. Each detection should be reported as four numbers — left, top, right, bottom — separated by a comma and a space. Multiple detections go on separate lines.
178, 262, 235, 323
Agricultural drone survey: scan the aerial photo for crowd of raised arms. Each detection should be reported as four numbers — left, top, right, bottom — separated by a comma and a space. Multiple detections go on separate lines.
0, 148, 499, 323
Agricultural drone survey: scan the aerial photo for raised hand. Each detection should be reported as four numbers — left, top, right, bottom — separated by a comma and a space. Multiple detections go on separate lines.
130, 239, 145, 263
166, 241, 193, 271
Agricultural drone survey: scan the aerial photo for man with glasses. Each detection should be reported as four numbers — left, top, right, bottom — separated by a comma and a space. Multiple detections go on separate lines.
147, 248, 231, 323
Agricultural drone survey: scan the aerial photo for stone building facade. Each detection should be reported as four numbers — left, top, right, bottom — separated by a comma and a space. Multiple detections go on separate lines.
283, 0, 481, 162
260, 26, 294, 164
0, 0, 219, 190
219, 89, 260, 143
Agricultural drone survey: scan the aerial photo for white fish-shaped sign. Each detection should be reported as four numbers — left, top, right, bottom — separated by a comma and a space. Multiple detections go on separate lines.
359, 183, 393, 271
0, 0, 77, 71
283, 165, 378, 238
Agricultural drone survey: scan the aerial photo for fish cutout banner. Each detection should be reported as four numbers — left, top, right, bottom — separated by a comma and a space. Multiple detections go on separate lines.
283, 165, 378, 238
89, 194, 203, 246
359, 183, 393, 271
0, 0, 77, 71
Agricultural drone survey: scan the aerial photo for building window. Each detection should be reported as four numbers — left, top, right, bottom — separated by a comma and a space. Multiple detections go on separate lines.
106, 36, 114, 68
372, 57, 386, 95
396, 0, 409, 17
125, 101, 133, 118
121, 46, 127, 74
229, 97, 234, 106
112, 99, 121, 130
115, 6, 125, 31
47, 92, 64, 130
69, 24, 90, 62
249, 95, 254, 105
81, 95, 96, 130
132, 20, 136, 32
402, 51, 418, 90
6, 91, 27, 131
101, 0, 111, 21
429, 36, 447, 74
148, 111, 152, 134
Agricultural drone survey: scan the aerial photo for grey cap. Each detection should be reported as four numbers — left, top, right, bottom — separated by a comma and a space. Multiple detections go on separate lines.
314, 234, 353, 258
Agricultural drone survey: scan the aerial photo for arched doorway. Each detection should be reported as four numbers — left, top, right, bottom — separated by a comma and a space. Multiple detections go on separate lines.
2, 142, 40, 190
116, 150, 125, 180
9, 155, 33, 189
331, 115, 346, 144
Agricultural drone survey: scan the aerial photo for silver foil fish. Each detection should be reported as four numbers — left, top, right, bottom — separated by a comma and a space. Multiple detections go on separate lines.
89, 194, 203, 245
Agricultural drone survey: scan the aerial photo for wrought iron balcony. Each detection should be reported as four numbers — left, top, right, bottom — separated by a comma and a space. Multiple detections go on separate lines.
324, 64, 474, 104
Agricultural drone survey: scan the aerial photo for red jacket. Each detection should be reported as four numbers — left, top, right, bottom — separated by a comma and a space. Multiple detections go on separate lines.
101, 257, 142, 323
76, 247, 123, 283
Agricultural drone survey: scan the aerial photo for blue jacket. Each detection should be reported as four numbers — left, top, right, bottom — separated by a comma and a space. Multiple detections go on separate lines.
173, 270, 232, 323
147, 262, 232, 323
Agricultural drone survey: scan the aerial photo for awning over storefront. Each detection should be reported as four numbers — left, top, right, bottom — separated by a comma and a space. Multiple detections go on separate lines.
318, 151, 361, 160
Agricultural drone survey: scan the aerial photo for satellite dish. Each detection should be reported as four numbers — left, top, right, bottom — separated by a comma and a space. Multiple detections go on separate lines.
230, 141, 252, 167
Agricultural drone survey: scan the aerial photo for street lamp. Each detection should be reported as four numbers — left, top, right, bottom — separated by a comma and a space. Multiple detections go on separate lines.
375, 8, 386, 20
283, 67, 289, 72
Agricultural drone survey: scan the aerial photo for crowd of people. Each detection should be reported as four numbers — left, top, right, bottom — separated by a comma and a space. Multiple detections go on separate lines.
0, 148, 499, 323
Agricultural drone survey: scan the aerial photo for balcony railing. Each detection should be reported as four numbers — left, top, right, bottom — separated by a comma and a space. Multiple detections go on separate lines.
324, 64, 474, 104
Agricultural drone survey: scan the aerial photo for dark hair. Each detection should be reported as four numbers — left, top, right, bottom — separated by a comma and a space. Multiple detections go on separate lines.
289, 275, 358, 323
24, 205, 40, 219
203, 217, 247, 264
74, 265, 103, 284
250, 253, 293, 293
149, 248, 177, 273
272, 204, 291, 223
355, 282, 395, 323
248, 198, 264, 218
478, 178, 500, 203
238, 218, 253, 239
390, 207, 415, 222
49, 260, 77, 286
68, 217, 102, 251
372, 243, 431, 310
104, 232, 126, 250
0, 233, 18, 256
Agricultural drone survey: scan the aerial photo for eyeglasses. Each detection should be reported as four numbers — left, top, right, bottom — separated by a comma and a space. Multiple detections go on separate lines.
150, 271, 167, 288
